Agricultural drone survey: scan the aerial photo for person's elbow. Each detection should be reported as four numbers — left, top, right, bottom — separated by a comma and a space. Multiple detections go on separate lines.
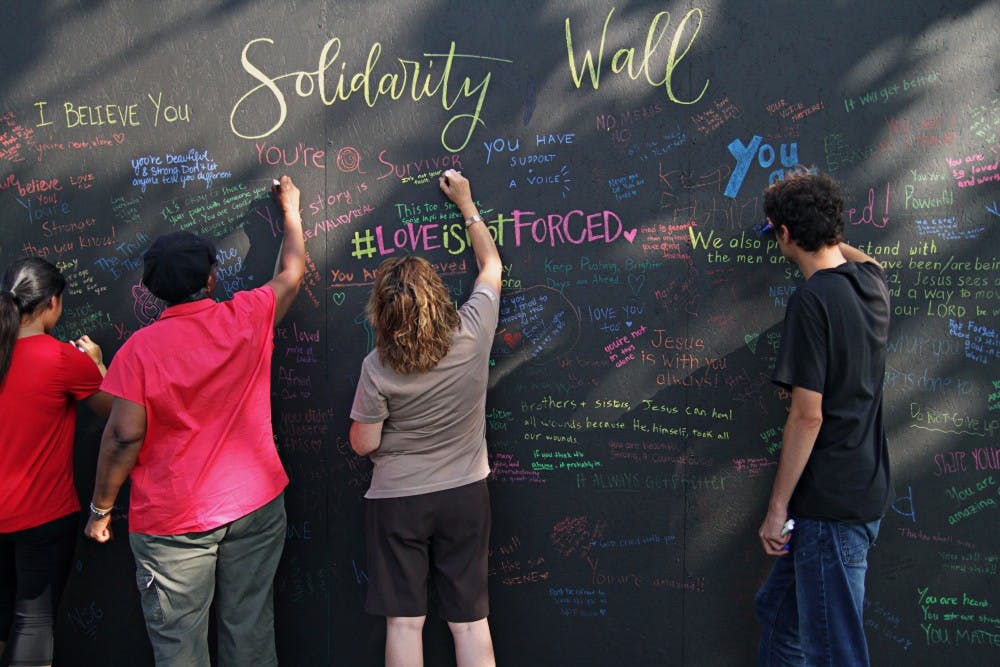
787, 387, 823, 430
348, 427, 364, 456
787, 402, 823, 431
790, 409, 822, 432
279, 260, 307, 289
269, 268, 306, 321
349, 420, 382, 457
101, 398, 147, 450
283, 269, 305, 298
108, 420, 146, 449
84, 390, 114, 420
350, 439, 378, 457
476, 256, 504, 294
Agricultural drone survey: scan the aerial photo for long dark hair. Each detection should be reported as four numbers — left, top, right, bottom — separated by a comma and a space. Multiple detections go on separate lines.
0, 257, 67, 387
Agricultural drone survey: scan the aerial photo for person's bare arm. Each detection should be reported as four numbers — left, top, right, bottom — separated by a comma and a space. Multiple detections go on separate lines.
439, 170, 502, 295
758, 387, 823, 556
83, 391, 113, 419
349, 420, 384, 457
73, 334, 113, 418
267, 175, 306, 323
84, 398, 147, 542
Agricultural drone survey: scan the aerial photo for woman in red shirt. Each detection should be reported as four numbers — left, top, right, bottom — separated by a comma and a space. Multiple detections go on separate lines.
0, 257, 110, 667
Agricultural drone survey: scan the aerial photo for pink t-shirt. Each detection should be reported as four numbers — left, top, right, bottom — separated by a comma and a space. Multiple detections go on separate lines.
102, 287, 288, 535
0, 335, 103, 532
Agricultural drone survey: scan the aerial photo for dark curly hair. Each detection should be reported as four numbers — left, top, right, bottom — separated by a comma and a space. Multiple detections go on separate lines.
763, 167, 844, 252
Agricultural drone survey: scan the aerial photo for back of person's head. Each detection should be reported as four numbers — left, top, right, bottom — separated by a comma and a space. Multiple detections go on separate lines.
0, 257, 67, 386
763, 167, 844, 252
142, 231, 218, 305
367, 255, 460, 374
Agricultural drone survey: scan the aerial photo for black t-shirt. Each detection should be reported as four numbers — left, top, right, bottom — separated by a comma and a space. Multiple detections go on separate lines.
773, 261, 892, 522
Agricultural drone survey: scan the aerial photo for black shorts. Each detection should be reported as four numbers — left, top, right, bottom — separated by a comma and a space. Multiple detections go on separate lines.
364, 479, 490, 622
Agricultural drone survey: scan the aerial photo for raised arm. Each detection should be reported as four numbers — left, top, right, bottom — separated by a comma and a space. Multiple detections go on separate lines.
839, 242, 881, 268
439, 169, 502, 295
267, 175, 306, 322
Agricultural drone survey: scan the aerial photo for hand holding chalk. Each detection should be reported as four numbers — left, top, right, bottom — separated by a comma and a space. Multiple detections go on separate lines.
272, 175, 301, 219
73, 335, 104, 367
780, 518, 794, 551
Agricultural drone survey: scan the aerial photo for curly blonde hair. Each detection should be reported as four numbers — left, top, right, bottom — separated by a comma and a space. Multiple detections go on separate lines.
367, 256, 460, 374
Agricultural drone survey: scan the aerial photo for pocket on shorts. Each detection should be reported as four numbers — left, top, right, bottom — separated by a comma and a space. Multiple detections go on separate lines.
135, 567, 166, 623
836, 522, 872, 567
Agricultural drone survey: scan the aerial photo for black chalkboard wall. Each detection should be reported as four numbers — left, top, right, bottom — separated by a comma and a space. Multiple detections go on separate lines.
1, 1, 998, 665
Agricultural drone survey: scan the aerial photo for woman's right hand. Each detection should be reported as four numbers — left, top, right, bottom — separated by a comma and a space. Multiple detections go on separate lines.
74, 335, 103, 367
273, 175, 301, 217
439, 169, 474, 212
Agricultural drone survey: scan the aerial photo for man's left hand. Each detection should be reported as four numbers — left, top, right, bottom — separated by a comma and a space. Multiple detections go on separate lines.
758, 509, 790, 556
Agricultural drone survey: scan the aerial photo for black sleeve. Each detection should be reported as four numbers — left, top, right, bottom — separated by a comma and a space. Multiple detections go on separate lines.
772, 289, 827, 394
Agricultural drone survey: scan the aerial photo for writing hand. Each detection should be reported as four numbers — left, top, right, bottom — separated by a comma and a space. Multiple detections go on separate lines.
74, 335, 104, 366
272, 175, 301, 216
438, 169, 473, 210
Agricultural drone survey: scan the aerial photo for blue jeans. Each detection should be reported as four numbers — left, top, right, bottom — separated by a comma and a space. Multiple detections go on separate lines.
755, 517, 880, 666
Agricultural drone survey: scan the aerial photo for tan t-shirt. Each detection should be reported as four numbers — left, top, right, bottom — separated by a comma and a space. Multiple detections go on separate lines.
351, 284, 499, 498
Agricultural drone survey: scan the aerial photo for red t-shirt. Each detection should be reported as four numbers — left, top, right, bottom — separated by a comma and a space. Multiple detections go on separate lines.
0, 335, 103, 533
101, 287, 288, 535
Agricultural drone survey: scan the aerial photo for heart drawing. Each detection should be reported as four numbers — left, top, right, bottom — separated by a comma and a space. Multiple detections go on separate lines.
503, 332, 523, 349
627, 273, 645, 296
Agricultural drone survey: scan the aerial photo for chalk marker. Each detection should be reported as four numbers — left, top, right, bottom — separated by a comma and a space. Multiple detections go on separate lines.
273, 178, 280, 186
780, 518, 794, 551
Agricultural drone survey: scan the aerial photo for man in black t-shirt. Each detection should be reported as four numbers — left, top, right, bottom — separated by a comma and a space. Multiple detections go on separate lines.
754, 170, 891, 666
